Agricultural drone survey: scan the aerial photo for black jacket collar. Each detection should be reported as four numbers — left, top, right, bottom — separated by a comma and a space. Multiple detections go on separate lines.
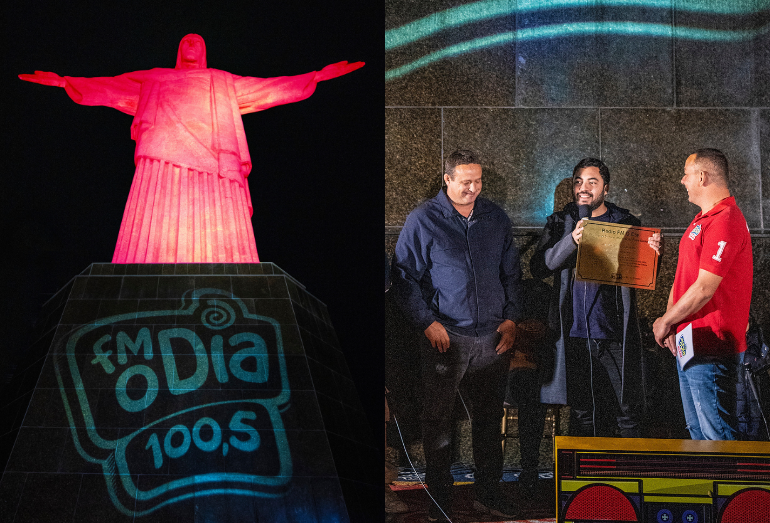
562, 201, 631, 222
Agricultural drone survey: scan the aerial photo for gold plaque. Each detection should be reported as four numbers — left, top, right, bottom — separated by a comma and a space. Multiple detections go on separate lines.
575, 221, 660, 290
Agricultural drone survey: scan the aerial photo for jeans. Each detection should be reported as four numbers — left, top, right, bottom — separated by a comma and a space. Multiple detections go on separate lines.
421, 329, 508, 513
567, 338, 643, 438
677, 352, 743, 440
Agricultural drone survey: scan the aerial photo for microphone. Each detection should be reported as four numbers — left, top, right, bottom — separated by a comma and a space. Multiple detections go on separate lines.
578, 204, 591, 221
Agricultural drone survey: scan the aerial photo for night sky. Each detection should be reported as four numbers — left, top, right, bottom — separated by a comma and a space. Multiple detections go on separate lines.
1, 1, 383, 447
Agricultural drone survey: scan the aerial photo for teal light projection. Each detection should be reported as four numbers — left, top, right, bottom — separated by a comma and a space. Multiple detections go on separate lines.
386, 0, 770, 81
53, 288, 291, 516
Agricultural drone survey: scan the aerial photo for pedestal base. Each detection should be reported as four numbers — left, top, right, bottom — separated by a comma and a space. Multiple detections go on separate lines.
0, 263, 377, 522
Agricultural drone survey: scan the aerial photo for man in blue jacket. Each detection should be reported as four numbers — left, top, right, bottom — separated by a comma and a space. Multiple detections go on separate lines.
392, 149, 522, 522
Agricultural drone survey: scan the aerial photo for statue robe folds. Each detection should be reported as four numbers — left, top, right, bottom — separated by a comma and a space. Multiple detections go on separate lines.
62, 68, 318, 263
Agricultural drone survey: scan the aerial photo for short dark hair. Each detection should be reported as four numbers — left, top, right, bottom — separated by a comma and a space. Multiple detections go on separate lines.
692, 148, 729, 185
445, 149, 481, 180
572, 157, 610, 186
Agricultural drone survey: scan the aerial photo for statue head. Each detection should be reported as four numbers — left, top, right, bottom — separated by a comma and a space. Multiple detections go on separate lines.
176, 34, 207, 69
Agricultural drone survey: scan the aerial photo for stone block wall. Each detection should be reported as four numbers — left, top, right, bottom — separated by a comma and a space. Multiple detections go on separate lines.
386, 1, 770, 322
385, 2, 770, 437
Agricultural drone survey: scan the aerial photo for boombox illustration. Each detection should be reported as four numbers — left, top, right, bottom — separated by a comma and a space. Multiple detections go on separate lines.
53, 288, 291, 516
555, 436, 770, 523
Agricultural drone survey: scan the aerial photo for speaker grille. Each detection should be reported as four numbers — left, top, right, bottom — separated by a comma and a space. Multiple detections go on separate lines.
563, 484, 638, 522
578, 453, 770, 480
720, 488, 770, 523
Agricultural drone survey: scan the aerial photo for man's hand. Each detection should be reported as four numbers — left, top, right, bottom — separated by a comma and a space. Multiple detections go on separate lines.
664, 333, 677, 356
571, 219, 586, 244
495, 319, 517, 355
653, 269, 722, 351
18, 71, 66, 88
648, 231, 662, 254
315, 61, 364, 82
652, 316, 674, 349
424, 321, 450, 352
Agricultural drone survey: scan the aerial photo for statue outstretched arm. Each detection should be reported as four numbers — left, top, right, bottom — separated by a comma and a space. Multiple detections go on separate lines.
19, 70, 144, 116
235, 61, 364, 115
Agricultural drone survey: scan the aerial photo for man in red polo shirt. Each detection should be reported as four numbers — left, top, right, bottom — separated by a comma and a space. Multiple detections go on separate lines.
653, 148, 753, 440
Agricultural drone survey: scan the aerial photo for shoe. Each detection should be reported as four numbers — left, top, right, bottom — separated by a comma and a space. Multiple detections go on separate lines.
518, 467, 539, 493
384, 486, 409, 514
427, 511, 451, 522
473, 490, 519, 519
427, 501, 452, 522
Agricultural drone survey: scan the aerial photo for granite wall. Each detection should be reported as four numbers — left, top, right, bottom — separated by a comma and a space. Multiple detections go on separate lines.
385, 1, 770, 436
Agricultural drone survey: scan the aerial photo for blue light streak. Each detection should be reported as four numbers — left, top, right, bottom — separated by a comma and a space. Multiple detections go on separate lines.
386, 0, 770, 51
386, 21, 770, 81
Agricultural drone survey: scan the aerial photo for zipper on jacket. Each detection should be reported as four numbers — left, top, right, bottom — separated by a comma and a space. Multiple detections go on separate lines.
464, 212, 480, 336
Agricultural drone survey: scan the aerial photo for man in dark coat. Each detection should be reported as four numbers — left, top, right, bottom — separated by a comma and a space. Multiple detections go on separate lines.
530, 157, 660, 437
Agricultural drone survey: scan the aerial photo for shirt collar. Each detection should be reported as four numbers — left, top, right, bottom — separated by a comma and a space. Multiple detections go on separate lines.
697, 196, 735, 220
436, 188, 485, 218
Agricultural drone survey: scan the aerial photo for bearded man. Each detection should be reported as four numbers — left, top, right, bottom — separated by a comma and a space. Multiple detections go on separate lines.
20, 34, 362, 263
531, 157, 661, 437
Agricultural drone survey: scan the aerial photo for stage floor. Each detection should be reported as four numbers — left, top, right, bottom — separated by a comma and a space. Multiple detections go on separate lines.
386, 466, 556, 522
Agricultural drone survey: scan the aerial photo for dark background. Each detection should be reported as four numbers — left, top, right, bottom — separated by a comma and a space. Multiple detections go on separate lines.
1, 0, 383, 468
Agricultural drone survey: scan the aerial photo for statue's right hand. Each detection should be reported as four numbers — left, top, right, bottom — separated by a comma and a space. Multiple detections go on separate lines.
315, 61, 364, 82
18, 71, 65, 88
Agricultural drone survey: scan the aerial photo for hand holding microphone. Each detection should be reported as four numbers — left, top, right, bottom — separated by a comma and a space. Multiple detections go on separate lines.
572, 204, 591, 244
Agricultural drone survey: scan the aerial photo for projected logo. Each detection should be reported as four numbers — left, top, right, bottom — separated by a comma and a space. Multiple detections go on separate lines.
53, 288, 291, 516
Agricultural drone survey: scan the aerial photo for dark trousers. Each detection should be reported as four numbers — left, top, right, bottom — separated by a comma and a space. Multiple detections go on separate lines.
738, 364, 769, 440
567, 338, 642, 437
505, 367, 546, 470
421, 330, 508, 510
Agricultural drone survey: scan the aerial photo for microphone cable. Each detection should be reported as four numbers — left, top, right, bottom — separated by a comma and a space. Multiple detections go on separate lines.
389, 387, 474, 523
392, 413, 454, 523
584, 281, 597, 438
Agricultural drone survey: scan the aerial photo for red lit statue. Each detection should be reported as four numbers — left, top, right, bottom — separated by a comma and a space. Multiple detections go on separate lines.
20, 34, 363, 263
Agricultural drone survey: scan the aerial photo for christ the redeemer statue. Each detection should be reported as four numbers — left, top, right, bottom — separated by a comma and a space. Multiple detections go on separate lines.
20, 34, 363, 264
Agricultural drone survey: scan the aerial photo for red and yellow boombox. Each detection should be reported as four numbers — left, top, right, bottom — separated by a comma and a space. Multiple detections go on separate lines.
555, 436, 770, 523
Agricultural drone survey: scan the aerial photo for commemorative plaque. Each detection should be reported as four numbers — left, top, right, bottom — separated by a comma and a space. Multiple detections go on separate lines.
576, 221, 660, 290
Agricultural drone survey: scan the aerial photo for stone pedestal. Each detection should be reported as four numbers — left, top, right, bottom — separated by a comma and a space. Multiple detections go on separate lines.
0, 263, 377, 522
